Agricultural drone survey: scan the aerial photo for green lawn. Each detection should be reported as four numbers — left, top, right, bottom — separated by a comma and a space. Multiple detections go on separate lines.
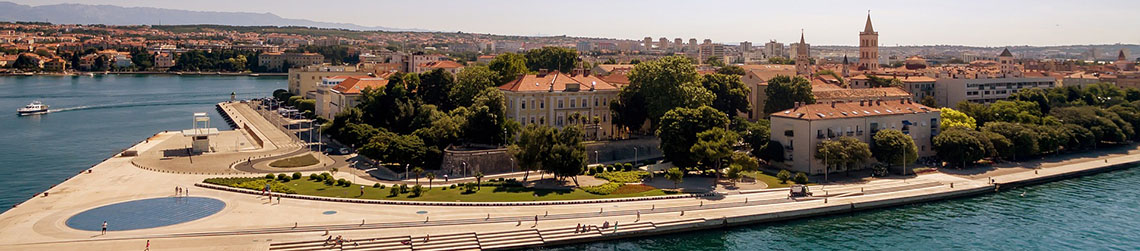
742, 171, 811, 188
276, 179, 673, 202
268, 153, 320, 168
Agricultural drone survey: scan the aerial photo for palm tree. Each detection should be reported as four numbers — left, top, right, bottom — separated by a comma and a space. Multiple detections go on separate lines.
425, 172, 436, 189
412, 167, 424, 185
475, 171, 484, 190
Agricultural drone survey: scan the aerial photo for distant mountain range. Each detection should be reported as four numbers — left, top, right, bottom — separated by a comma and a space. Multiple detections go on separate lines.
0, 1, 428, 32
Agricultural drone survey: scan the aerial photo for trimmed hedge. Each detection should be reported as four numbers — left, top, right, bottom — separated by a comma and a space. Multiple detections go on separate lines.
594, 171, 649, 183
581, 182, 622, 195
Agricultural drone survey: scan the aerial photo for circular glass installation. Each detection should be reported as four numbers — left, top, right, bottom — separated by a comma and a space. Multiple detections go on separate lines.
322, 211, 337, 215
66, 197, 225, 231
416, 211, 428, 214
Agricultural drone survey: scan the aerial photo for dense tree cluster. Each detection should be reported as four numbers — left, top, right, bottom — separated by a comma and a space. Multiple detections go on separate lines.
171, 49, 260, 72
933, 83, 1140, 167
510, 124, 588, 185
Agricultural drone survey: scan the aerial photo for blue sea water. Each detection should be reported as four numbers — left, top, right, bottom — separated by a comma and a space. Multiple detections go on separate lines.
551, 167, 1140, 250
0, 75, 283, 211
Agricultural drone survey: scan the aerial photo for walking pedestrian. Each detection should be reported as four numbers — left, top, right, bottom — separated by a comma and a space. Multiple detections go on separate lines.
277, 195, 281, 205
360, 185, 365, 196
636, 210, 641, 222
575, 223, 581, 233
101, 221, 108, 235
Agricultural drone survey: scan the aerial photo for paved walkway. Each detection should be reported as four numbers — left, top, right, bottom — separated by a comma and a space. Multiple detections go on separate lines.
130, 102, 306, 174
3, 136, 1139, 250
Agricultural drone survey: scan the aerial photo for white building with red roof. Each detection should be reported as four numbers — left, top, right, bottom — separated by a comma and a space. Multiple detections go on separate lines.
770, 99, 940, 174
315, 76, 388, 119
498, 69, 620, 140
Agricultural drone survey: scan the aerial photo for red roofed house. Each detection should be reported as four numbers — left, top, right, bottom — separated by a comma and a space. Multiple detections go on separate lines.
770, 99, 939, 174
499, 69, 620, 140
416, 60, 465, 74
315, 76, 388, 119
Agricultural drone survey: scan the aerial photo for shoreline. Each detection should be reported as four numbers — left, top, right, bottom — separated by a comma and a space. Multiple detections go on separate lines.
3, 117, 1140, 250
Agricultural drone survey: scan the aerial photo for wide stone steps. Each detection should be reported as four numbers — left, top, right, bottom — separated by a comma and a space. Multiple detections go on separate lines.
475, 229, 543, 250
653, 218, 707, 229
537, 225, 604, 243
269, 236, 410, 251
604, 222, 656, 235
409, 232, 480, 251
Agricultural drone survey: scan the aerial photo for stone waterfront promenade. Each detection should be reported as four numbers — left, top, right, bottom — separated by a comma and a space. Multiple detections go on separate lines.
1, 104, 1139, 250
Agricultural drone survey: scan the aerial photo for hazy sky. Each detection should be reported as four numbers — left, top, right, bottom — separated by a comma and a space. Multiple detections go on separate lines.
11, 0, 1140, 46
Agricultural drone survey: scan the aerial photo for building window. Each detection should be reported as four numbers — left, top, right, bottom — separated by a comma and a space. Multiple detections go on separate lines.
582, 98, 588, 107
521, 101, 526, 109
558, 100, 564, 108
569, 99, 575, 108
540, 101, 544, 109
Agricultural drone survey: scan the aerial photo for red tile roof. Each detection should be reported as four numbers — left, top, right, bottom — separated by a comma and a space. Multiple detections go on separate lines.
499, 71, 620, 92
771, 99, 937, 121
332, 77, 388, 95
419, 60, 464, 69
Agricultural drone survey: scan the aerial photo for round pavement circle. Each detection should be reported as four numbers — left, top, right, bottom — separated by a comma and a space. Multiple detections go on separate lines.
65, 197, 225, 231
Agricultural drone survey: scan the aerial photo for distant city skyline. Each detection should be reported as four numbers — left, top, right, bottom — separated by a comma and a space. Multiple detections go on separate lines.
9, 0, 1140, 47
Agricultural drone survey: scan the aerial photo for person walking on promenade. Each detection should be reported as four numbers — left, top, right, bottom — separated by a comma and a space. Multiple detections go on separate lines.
101, 221, 108, 235
277, 195, 281, 205
360, 185, 365, 197
145, 240, 150, 251
636, 210, 641, 222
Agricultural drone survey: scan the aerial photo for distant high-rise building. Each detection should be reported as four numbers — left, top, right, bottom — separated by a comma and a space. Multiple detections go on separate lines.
764, 40, 785, 58
577, 41, 594, 52
858, 13, 879, 71
699, 42, 725, 64
740, 41, 752, 52
643, 37, 653, 51
688, 38, 698, 52
659, 37, 670, 50
674, 38, 683, 51
998, 48, 1021, 77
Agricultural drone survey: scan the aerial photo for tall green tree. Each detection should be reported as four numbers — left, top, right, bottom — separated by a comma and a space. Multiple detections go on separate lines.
418, 68, 458, 110
871, 129, 918, 166
763, 75, 815, 114
981, 122, 1039, 159
509, 124, 555, 181
689, 127, 740, 174
623, 56, 714, 126
933, 129, 986, 167
452, 66, 499, 108
463, 87, 519, 145
700, 73, 751, 117
940, 107, 977, 130
545, 126, 588, 186
665, 167, 684, 188
715, 65, 746, 76
487, 53, 528, 84
524, 47, 577, 72
656, 106, 730, 168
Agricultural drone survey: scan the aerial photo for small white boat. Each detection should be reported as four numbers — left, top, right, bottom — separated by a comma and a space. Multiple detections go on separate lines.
17, 101, 49, 115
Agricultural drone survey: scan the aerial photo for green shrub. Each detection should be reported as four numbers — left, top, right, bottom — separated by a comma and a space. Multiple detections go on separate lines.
594, 171, 650, 183
605, 165, 614, 172
232, 179, 296, 194
379, 184, 386, 189
624, 163, 634, 171
582, 182, 622, 195
389, 186, 399, 197
411, 185, 424, 197
320, 172, 332, 180
336, 178, 347, 186
593, 166, 603, 174
373, 183, 381, 188
342, 180, 352, 187
587, 169, 597, 176
203, 177, 261, 186
292, 172, 302, 180
794, 172, 809, 184
463, 183, 478, 193
449, 184, 457, 189
323, 178, 334, 185
399, 184, 409, 193
265, 174, 275, 179
777, 170, 792, 184
309, 173, 320, 180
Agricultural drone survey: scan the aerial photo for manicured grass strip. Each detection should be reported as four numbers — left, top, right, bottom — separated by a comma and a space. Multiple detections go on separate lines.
268, 153, 319, 168
211, 177, 678, 202
742, 171, 811, 188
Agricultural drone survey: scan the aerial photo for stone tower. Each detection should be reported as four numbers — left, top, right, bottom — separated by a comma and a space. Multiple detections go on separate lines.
842, 55, 850, 77
859, 13, 879, 71
796, 31, 811, 76
998, 48, 1020, 77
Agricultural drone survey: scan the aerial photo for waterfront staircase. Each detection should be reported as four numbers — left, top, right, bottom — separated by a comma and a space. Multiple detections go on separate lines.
267, 219, 718, 250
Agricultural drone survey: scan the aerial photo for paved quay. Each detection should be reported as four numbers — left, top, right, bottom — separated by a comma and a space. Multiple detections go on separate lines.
2, 104, 1140, 250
